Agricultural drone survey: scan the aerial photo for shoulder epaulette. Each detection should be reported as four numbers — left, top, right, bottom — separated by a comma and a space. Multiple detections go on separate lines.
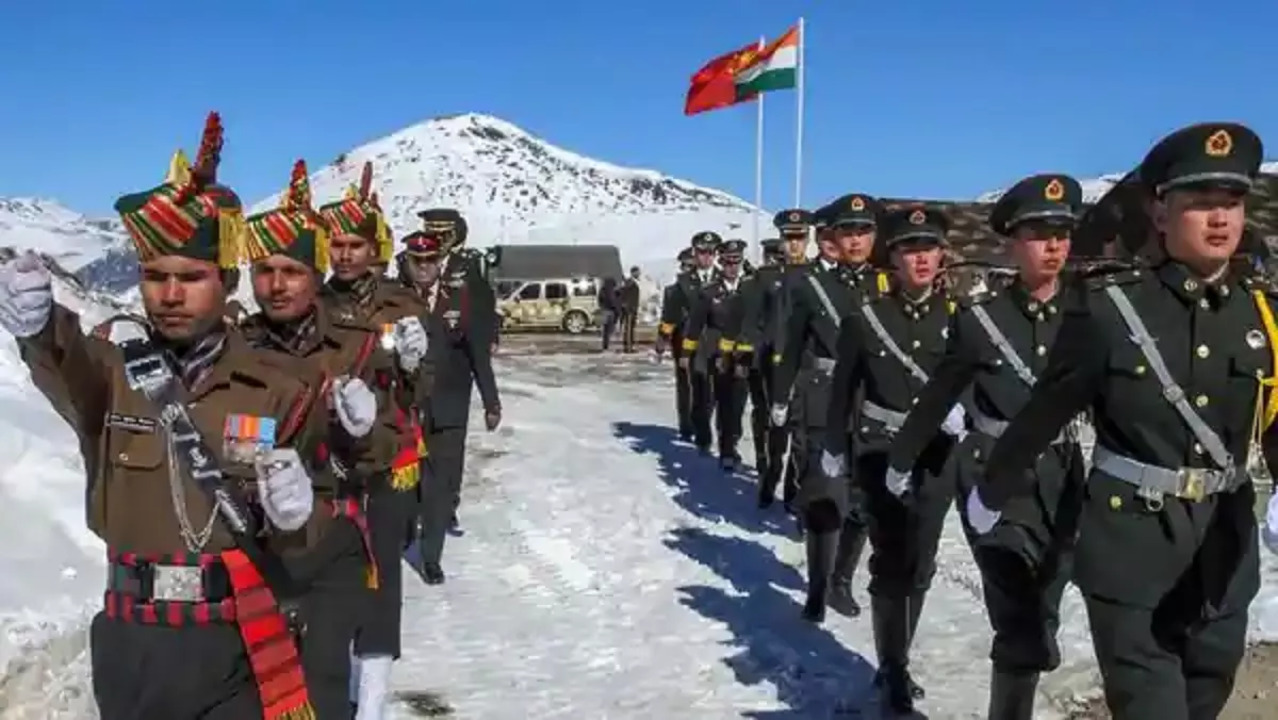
1244, 273, 1278, 296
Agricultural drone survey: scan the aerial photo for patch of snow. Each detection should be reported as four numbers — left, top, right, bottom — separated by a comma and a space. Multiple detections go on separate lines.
0, 198, 127, 273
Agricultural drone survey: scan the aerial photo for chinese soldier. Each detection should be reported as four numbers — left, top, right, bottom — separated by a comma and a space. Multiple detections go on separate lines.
659, 231, 722, 451
683, 239, 752, 470
657, 246, 698, 438
885, 174, 1086, 719
824, 205, 962, 713
318, 161, 428, 718
240, 159, 408, 716
1, 113, 325, 719
975, 123, 1278, 719
737, 237, 787, 493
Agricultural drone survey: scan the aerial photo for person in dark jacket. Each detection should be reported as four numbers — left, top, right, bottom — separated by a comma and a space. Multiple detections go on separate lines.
618, 266, 642, 352
599, 276, 620, 350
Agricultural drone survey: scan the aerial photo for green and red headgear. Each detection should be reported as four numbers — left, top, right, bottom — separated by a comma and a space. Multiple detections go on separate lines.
317, 160, 392, 263
112, 112, 245, 268
243, 159, 330, 273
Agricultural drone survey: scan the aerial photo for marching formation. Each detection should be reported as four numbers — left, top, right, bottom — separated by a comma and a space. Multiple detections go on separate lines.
0, 113, 500, 719
657, 121, 1278, 719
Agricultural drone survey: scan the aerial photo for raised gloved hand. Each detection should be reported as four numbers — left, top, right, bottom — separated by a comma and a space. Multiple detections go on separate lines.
0, 251, 52, 338
1263, 493, 1278, 554
393, 316, 428, 372
941, 404, 967, 439
885, 466, 911, 498
331, 376, 377, 438
820, 449, 846, 478
965, 486, 1002, 535
255, 448, 314, 532
769, 403, 788, 427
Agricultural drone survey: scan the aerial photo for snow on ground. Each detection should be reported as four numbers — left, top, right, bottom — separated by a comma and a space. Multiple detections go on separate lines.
6, 345, 1278, 717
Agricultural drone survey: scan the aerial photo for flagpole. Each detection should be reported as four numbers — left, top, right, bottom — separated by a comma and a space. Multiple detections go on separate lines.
793, 17, 805, 207
753, 36, 765, 262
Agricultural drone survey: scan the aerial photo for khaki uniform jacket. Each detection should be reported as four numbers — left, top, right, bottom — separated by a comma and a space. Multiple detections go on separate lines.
21, 305, 335, 557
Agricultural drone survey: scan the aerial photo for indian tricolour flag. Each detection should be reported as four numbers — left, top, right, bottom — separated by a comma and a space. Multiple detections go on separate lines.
735, 25, 800, 96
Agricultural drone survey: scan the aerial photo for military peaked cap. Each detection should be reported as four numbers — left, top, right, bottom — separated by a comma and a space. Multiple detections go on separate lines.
417, 207, 469, 246
691, 231, 722, 250
718, 239, 747, 259
677, 247, 694, 262
822, 193, 880, 228
403, 231, 444, 258
1139, 122, 1263, 196
883, 206, 950, 248
989, 173, 1083, 236
773, 209, 813, 234
760, 237, 783, 256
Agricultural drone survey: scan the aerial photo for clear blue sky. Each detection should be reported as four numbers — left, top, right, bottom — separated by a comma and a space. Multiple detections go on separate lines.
1, 0, 1275, 216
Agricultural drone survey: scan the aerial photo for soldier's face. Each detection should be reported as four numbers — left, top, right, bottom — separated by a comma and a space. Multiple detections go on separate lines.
139, 256, 226, 342
1155, 188, 1246, 272
250, 255, 318, 322
816, 236, 841, 262
329, 233, 376, 281
783, 233, 807, 262
721, 257, 742, 279
834, 225, 876, 264
406, 254, 443, 287
891, 245, 944, 289
1011, 223, 1071, 282
694, 248, 715, 269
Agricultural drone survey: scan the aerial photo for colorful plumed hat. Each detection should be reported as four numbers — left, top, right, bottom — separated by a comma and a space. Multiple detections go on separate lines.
317, 161, 392, 263
113, 112, 244, 268
243, 160, 330, 273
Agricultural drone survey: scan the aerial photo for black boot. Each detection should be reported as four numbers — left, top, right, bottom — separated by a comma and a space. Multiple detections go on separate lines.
987, 669, 1039, 720
801, 531, 838, 623
827, 526, 866, 618
871, 595, 914, 714
904, 591, 928, 699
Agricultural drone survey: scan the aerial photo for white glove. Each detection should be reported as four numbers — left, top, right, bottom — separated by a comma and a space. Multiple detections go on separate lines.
770, 403, 788, 427
331, 376, 377, 438
0, 252, 52, 338
966, 486, 1002, 535
941, 404, 967, 438
1263, 493, 1278, 554
255, 448, 314, 532
885, 466, 911, 498
820, 450, 847, 477
393, 316, 428, 372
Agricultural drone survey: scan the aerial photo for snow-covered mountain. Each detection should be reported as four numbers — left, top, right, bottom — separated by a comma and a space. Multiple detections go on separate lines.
251, 112, 769, 270
0, 198, 130, 274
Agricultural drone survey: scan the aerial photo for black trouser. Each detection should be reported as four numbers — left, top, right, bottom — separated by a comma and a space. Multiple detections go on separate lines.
287, 522, 369, 718
419, 424, 467, 566
1073, 471, 1259, 720
712, 360, 748, 458
601, 310, 618, 349
956, 433, 1084, 675
794, 422, 869, 598
672, 341, 694, 438
689, 367, 715, 449
746, 363, 771, 470
860, 448, 955, 668
92, 615, 262, 719
620, 310, 638, 352
355, 487, 414, 659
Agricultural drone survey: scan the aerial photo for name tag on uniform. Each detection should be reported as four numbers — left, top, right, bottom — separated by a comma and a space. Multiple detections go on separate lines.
105, 412, 158, 434
223, 414, 276, 465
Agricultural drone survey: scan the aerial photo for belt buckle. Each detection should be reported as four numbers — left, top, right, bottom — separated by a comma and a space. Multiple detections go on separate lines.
1178, 468, 1207, 502
152, 564, 204, 602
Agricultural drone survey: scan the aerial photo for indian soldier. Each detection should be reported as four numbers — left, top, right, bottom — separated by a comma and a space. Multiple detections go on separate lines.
885, 174, 1086, 719
239, 159, 407, 717
401, 216, 501, 585
824, 205, 963, 713
772, 197, 879, 622
657, 247, 697, 438
317, 162, 428, 720
736, 237, 786, 496
659, 231, 722, 451
3, 113, 325, 719
411, 209, 501, 538
974, 123, 1278, 719
684, 239, 752, 470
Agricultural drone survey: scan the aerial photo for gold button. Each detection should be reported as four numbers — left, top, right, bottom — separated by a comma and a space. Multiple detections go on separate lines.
877, 350, 886, 357
1184, 279, 1199, 292
911, 340, 921, 349
1036, 345, 1047, 356
1196, 344, 1210, 358
1194, 394, 1209, 407
1027, 301, 1039, 312
118, 453, 129, 462
1135, 365, 1147, 375
1047, 305, 1057, 315
1199, 299, 1211, 310
1193, 442, 1204, 454
1109, 495, 1123, 510
973, 448, 982, 460
911, 397, 919, 405
1221, 285, 1230, 297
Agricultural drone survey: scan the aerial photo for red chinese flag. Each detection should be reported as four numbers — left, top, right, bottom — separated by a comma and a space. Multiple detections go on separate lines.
684, 42, 759, 116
